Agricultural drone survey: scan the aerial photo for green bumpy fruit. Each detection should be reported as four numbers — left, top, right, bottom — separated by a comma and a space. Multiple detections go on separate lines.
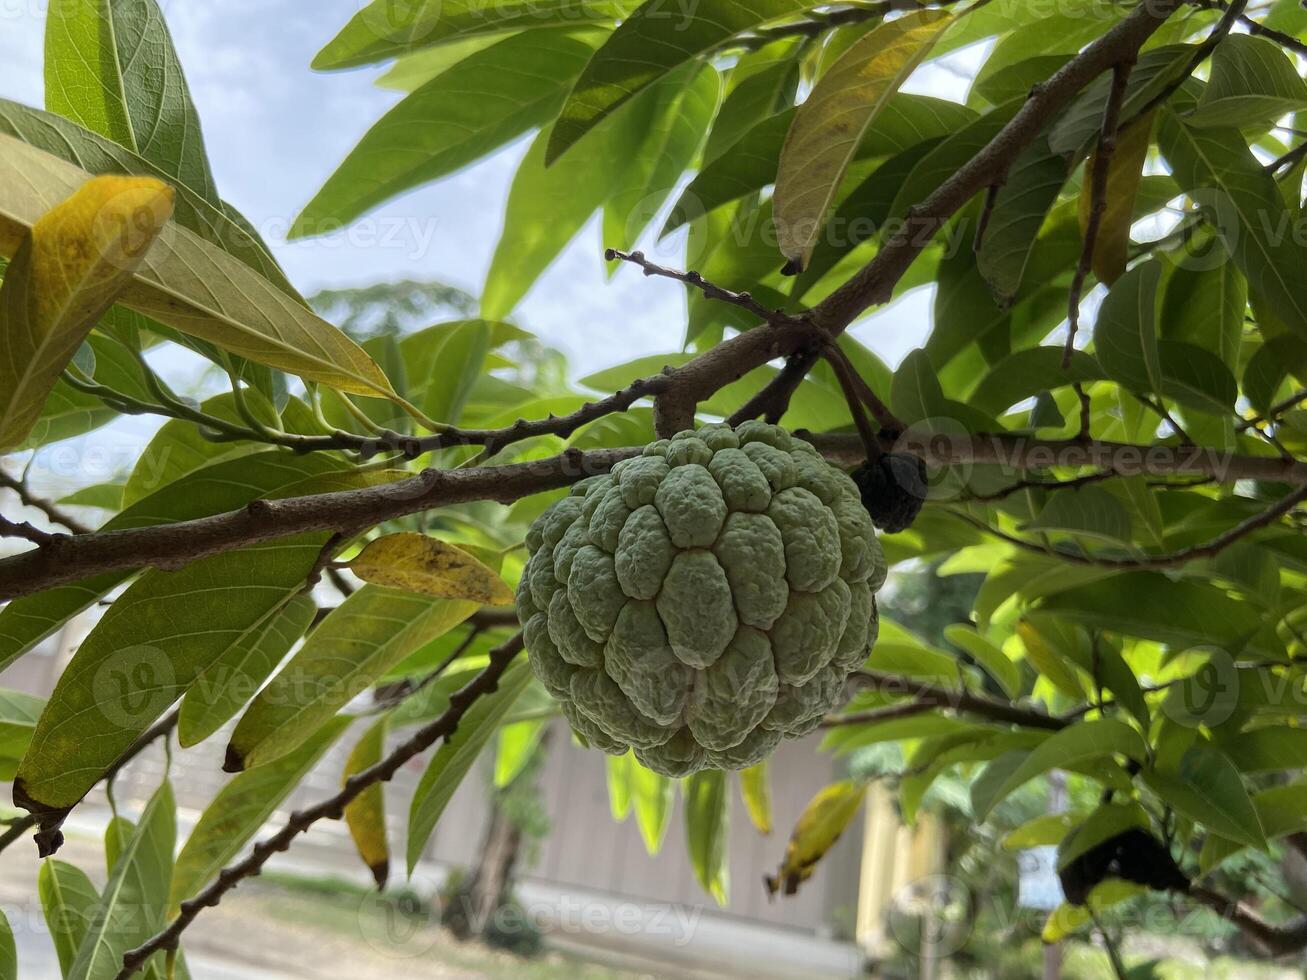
515, 422, 887, 776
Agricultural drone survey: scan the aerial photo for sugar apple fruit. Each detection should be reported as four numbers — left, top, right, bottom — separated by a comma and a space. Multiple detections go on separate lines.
515, 422, 886, 777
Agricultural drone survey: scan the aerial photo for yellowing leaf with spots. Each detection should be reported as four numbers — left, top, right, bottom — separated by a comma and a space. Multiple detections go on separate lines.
1079, 111, 1154, 286
0, 175, 173, 451
342, 717, 390, 888
773, 9, 952, 271
348, 533, 515, 606
764, 779, 864, 897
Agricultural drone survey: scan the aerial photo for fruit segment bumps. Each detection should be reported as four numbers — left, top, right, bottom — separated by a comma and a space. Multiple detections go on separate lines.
515, 422, 887, 776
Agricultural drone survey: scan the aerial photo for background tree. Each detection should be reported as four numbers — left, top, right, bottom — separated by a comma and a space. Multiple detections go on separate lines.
2, 0, 1307, 977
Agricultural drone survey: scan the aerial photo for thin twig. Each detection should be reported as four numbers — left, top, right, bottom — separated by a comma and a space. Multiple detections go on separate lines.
821, 343, 883, 462
115, 634, 524, 979
1066, 59, 1134, 368
0, 469, 91, 534
726, 349, 820, 427
821, 700, 949, 729
604, 248, 796, 328
849, 671, 1066, 731
951, 484, 1307, 569
1265, 141, 1307, 175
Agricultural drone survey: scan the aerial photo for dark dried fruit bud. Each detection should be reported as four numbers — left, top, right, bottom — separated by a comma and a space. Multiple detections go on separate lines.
1058, 828, 1189, 907
851, 453, 928, 533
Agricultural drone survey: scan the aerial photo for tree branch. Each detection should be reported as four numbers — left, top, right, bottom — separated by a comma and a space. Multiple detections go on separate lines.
810, 0, 1184, 333
951, 484, 1307, 570
115, 634, 524, 980
0, 469, 91, 535
1065, 58, 1135, 367
604, 248, 795, 328
849, 670, 1066, 731
0, 447, 634, 601
806, 429, 1307, 482
6, 430, 1304, 603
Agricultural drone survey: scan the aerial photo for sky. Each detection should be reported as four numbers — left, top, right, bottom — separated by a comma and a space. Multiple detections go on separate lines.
0, 1, 987, 495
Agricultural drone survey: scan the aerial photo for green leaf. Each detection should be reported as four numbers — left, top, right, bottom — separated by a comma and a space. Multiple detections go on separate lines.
45, 0, 219, 200
1158, 339, 1238, 414
891, 349, 948, 426
171, 718, 349, 909
631, 758, 675, 854
969, 347, 1103, 416
342, 717, 391, 888
313, 0, 634, 71
739, 761, 772, 836
292, 31, 601, 237
68, 781, 175, 980
122, 389, 281, 507
1049, 45, 1196, 155
39, 859, 100, 976
178, 593, 317, 748
605, 753, 633, 821
1092, 641, 1150, 732
406, 658, 532, 872
889, 98, 1022, 225
1023, 485, 1134, 544
0, 907, 12, 980
684, 769, 730, 905
1189, 35, 1307, 130
1202, 782, 1307, 871
1002, 812, 1082, 850
1161, 254, 1245, 364
0, 175, 173, 451
1093, 258, 1163, 397
418, 320, 491, 426
1158, 112, 1307, 340
701, 40, 801, 163
0, 451, 348, 673
495, 718, 547, 788
1222, 726, 1307, 773
16, 534, 330, 815
773, 9, 952, 269
0, 133, 394, 399
227, 584, 484, 771
976, 139, 1071, 303
0, 688, 44, 763
0, 99, 291, 291
973, 719, 1147, 820
1038, 572, 1285, 660
603, 64, 720, 252
666, 94, 974, 237
482, 102, 641, 319
547, 0, 819, 163
943, 625, 1020, 699
1142, 743, 1266, 850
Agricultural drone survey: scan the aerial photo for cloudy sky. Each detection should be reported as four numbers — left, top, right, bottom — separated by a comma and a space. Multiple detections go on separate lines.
0, 1, 989, 494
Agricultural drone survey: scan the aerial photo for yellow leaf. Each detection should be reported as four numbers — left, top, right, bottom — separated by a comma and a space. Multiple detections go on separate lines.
342, 717, 389, 888
740, 761, 773, 836
1041, 881, 1143, 942
0, 133, 395, 401
348, 533, 515, 606
773, 9, 952, 271
764, 780, 864, 897
0, 175, 173, 450
1078, 111, 1155, 286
